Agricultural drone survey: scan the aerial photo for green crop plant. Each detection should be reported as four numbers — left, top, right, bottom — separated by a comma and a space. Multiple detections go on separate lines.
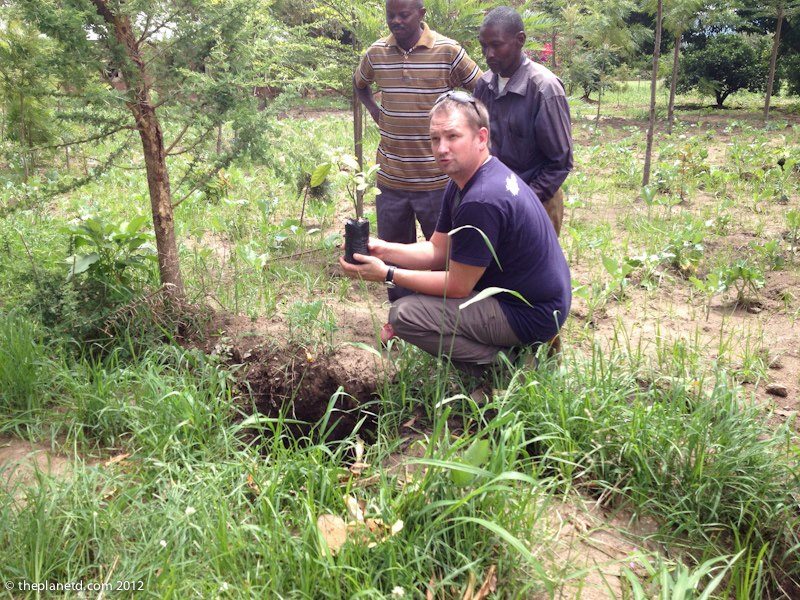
719, 259, 765, 305
689, 272, 726, 320
602, 254, 640, 299
749, 239, 785, 271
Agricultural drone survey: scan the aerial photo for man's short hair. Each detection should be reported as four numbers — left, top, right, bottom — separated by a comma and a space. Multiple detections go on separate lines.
386, 0, 424, 8
481, 6, 524, 36
430, 94, 491, 138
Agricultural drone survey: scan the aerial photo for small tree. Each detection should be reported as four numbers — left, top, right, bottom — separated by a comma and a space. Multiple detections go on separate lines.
663, 0, 705, 133
12, 0, 282, 300
677, 33, 768, 108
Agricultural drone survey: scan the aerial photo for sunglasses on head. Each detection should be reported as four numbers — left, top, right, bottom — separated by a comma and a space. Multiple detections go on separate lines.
434, 90, 480, 117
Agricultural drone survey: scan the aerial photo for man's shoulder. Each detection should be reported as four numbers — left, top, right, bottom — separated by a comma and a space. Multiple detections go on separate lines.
427, 29, 465, 52
467, 159, 529, 203
519, 59, 566, 96
365, 36, 393, 53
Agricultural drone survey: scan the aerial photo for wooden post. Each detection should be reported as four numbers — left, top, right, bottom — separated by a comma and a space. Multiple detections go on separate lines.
353, 85, 364, 219
642, 0, 663, 187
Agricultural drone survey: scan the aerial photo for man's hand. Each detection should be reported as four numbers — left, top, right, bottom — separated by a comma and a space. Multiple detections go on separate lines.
339, 253, 389, 282
367, 237, 389, 260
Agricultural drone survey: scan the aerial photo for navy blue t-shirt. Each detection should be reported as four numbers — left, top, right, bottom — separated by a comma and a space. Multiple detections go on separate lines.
435, 157, 571, 344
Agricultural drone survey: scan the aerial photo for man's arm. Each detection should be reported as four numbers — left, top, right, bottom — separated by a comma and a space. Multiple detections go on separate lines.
529, 95, 573, 202
393, 259, 485, 298
340, 251, 485, 299
353, 51, 380, 124
450, 46, 482, 92
354, 80, 381, 124
369, 232, 449, 271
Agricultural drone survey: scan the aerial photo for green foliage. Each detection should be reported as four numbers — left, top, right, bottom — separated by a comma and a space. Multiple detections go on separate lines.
678, 34, 770, 107
64, 214, 157, 301
664, 220, 706, 275
718, 259, 765, 304
787, 208, 800, 246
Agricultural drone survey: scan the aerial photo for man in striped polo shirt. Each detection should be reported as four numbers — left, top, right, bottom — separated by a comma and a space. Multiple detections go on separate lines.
355, 0, 481, 302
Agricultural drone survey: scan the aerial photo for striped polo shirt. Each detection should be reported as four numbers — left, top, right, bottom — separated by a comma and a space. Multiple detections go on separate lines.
355, 24, 481, 191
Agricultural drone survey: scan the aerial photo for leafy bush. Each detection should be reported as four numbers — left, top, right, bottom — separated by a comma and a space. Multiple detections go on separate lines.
65, 214, 157, 299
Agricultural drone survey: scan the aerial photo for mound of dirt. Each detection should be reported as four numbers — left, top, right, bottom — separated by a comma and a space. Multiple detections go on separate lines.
239, 344, 390, 440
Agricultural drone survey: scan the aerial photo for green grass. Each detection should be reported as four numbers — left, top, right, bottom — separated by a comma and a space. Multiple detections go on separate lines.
1, 80, 799, 597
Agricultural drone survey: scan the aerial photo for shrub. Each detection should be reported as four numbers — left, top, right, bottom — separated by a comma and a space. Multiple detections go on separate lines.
677, 34, 769, 108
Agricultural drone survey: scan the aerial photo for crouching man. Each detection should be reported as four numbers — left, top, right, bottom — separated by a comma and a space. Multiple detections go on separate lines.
340, 92, 571, 375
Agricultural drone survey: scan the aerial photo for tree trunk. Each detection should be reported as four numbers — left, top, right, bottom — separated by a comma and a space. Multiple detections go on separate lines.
716, 91, 728, 108
91, 0, 184, 298
764, 4, 784, 119
643, 0, 663, 187
551, 28, 557, 70
216, 123, 223, 154
667, 31, 681, 135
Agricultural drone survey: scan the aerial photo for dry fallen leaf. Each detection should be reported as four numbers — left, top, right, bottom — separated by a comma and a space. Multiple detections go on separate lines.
390, 519, 404, 536
355, 437, 365, 462
103, 453, 130, 467
365, 517, 383, 533
462, 572, 477, 600
349, 461, 370, 476
401, 415, 417, 429
246, 473, 261, 495
474, 566, 497, 600
345, 495, 365, 523
317, 514, 347, 554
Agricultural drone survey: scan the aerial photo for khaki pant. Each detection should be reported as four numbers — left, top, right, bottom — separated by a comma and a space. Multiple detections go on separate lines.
542, 187, 564, 237
389, 291, 521, 374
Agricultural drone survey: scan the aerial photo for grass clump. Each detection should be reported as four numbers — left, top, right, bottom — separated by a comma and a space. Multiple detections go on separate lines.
0, 311, 58, 430
510, 347, 800, 594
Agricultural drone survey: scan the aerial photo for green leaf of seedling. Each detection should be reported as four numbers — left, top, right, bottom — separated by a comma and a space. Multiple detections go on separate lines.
65, 253, 100, 280
310, 162, 332, 187
448, 225, 502, 270
451, 439, 490, 486
602, 255, 619, 277
458, 286, 532, 310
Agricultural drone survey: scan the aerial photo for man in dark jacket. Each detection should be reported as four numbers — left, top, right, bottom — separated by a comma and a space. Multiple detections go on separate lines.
474, 6, 573, 235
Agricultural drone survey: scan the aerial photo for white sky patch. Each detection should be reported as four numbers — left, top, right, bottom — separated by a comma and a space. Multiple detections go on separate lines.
505, 174, 520, 196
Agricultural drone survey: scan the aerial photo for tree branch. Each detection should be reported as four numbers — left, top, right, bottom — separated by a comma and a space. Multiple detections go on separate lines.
164, 121, 191, 155
30, 124, 135, 151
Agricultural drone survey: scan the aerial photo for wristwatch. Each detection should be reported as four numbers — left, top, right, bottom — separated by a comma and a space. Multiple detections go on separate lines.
384, 267, 396, 289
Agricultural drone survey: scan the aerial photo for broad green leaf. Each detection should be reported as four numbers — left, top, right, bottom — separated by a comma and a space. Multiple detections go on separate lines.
451, 439, 490, 486
66, 253, 100, 279
310, 163, 332, 187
